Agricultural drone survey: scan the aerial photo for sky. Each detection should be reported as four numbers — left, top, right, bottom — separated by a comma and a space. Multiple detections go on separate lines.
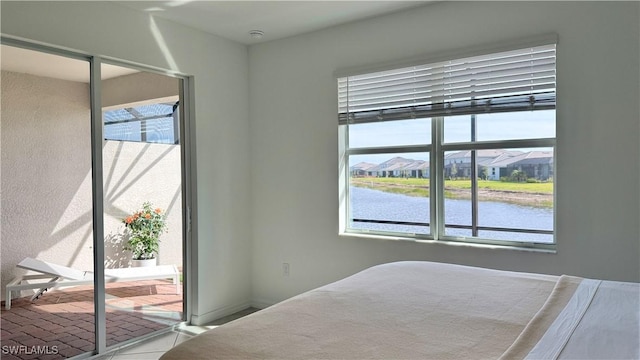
348, 110, 555, 165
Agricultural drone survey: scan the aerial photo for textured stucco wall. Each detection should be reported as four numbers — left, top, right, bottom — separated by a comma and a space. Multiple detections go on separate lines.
1, 70, 93, 298
1, 70, 182, 300
102, 72, 178, 109
102, 140, 182, 269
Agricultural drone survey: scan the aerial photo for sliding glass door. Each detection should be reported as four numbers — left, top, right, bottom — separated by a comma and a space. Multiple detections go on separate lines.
100, 62, 185, 347
0, 39, 190, 358
1, 43, 97, 358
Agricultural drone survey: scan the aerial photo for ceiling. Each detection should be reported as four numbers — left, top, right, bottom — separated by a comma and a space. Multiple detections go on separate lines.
114, 1, 432, 45
1, 45, 138, 83
1, 1, 432, 82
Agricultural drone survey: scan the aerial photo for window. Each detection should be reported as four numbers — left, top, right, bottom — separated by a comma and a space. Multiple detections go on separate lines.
338, 37, 556, 248
103, 101, 180, 144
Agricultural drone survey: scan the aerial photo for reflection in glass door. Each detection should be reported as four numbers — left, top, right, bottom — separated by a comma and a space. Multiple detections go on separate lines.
100, 64, 185, 347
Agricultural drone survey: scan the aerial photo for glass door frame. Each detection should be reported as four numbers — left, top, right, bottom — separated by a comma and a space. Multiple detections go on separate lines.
0, 35, 195, 356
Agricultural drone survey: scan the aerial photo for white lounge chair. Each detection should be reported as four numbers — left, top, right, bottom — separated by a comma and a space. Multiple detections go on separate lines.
4, 257, 180, 310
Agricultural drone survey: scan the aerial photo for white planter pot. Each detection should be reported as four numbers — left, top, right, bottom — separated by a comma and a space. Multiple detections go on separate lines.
132, 258, 157, 267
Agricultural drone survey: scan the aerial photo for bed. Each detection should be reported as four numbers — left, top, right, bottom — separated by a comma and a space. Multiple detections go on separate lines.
160, 261, 639, 359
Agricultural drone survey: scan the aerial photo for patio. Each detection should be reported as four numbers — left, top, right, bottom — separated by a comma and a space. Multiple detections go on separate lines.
1, 278, 183, 360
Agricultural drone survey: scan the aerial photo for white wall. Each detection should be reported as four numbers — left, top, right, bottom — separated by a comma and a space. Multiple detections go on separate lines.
249, 1, 640, 305
1, 1, 252, 324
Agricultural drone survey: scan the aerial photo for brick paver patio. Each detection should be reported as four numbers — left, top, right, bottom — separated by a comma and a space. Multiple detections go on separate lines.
0, 279, 183, 359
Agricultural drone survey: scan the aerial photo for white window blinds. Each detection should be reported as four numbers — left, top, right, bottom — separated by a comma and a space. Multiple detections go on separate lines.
338, 43, 556, 125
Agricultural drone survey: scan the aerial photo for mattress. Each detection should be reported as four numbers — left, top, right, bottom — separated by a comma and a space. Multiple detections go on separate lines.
161, 261, 639, 359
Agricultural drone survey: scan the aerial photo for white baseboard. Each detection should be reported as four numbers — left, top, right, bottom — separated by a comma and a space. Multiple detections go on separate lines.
250, 297, 277, 309
190, 301, 252, 325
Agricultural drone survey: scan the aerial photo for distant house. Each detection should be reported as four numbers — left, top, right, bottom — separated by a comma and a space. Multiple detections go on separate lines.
368, 157, 411, 177
402, 160, 429, 178
359, 150, 552, 181
367, 157, 429, 178
486, 151, 554, 181
350, 162, 377, 177
507, 151, 554, 180
485, 152, 526, 180
444, 150, 523, 178
444, 149, 508, 166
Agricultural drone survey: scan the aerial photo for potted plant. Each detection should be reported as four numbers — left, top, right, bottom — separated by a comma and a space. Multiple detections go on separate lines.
122, 202, 168, 267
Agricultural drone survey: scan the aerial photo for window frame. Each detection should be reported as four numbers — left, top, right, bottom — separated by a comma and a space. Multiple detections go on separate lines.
436, 126, 556, 248
345, 142, 433, 239
337, 36, 557, 250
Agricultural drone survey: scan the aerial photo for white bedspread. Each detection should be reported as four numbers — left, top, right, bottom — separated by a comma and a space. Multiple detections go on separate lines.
526, 279, 639, 360
161, 261, 638, 360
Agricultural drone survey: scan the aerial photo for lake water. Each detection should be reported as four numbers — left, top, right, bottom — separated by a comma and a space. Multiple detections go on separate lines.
349, 186, 553, 243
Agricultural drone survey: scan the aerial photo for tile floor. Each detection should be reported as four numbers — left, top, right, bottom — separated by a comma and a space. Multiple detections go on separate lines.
1, 279, 184, 359
91, 308, 259, 360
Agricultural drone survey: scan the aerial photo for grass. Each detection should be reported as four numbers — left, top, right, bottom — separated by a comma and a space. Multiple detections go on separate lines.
358, 177, 431, 186
351, 177, 552, 193
351, 180, 430, 197
445, 179, 553, 194
350, 177, 553, 208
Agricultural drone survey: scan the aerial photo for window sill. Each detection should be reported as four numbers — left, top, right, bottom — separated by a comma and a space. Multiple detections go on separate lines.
339, 231, 557, 254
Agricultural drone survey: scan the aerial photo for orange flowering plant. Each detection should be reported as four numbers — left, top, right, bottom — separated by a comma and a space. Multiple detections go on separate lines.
122, 202, 167, 260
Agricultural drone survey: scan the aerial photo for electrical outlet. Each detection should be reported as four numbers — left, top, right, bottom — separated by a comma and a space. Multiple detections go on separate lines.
282, 262, 290, 277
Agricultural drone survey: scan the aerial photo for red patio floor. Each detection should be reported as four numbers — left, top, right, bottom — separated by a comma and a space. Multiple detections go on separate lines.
0, 279, 183, 360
